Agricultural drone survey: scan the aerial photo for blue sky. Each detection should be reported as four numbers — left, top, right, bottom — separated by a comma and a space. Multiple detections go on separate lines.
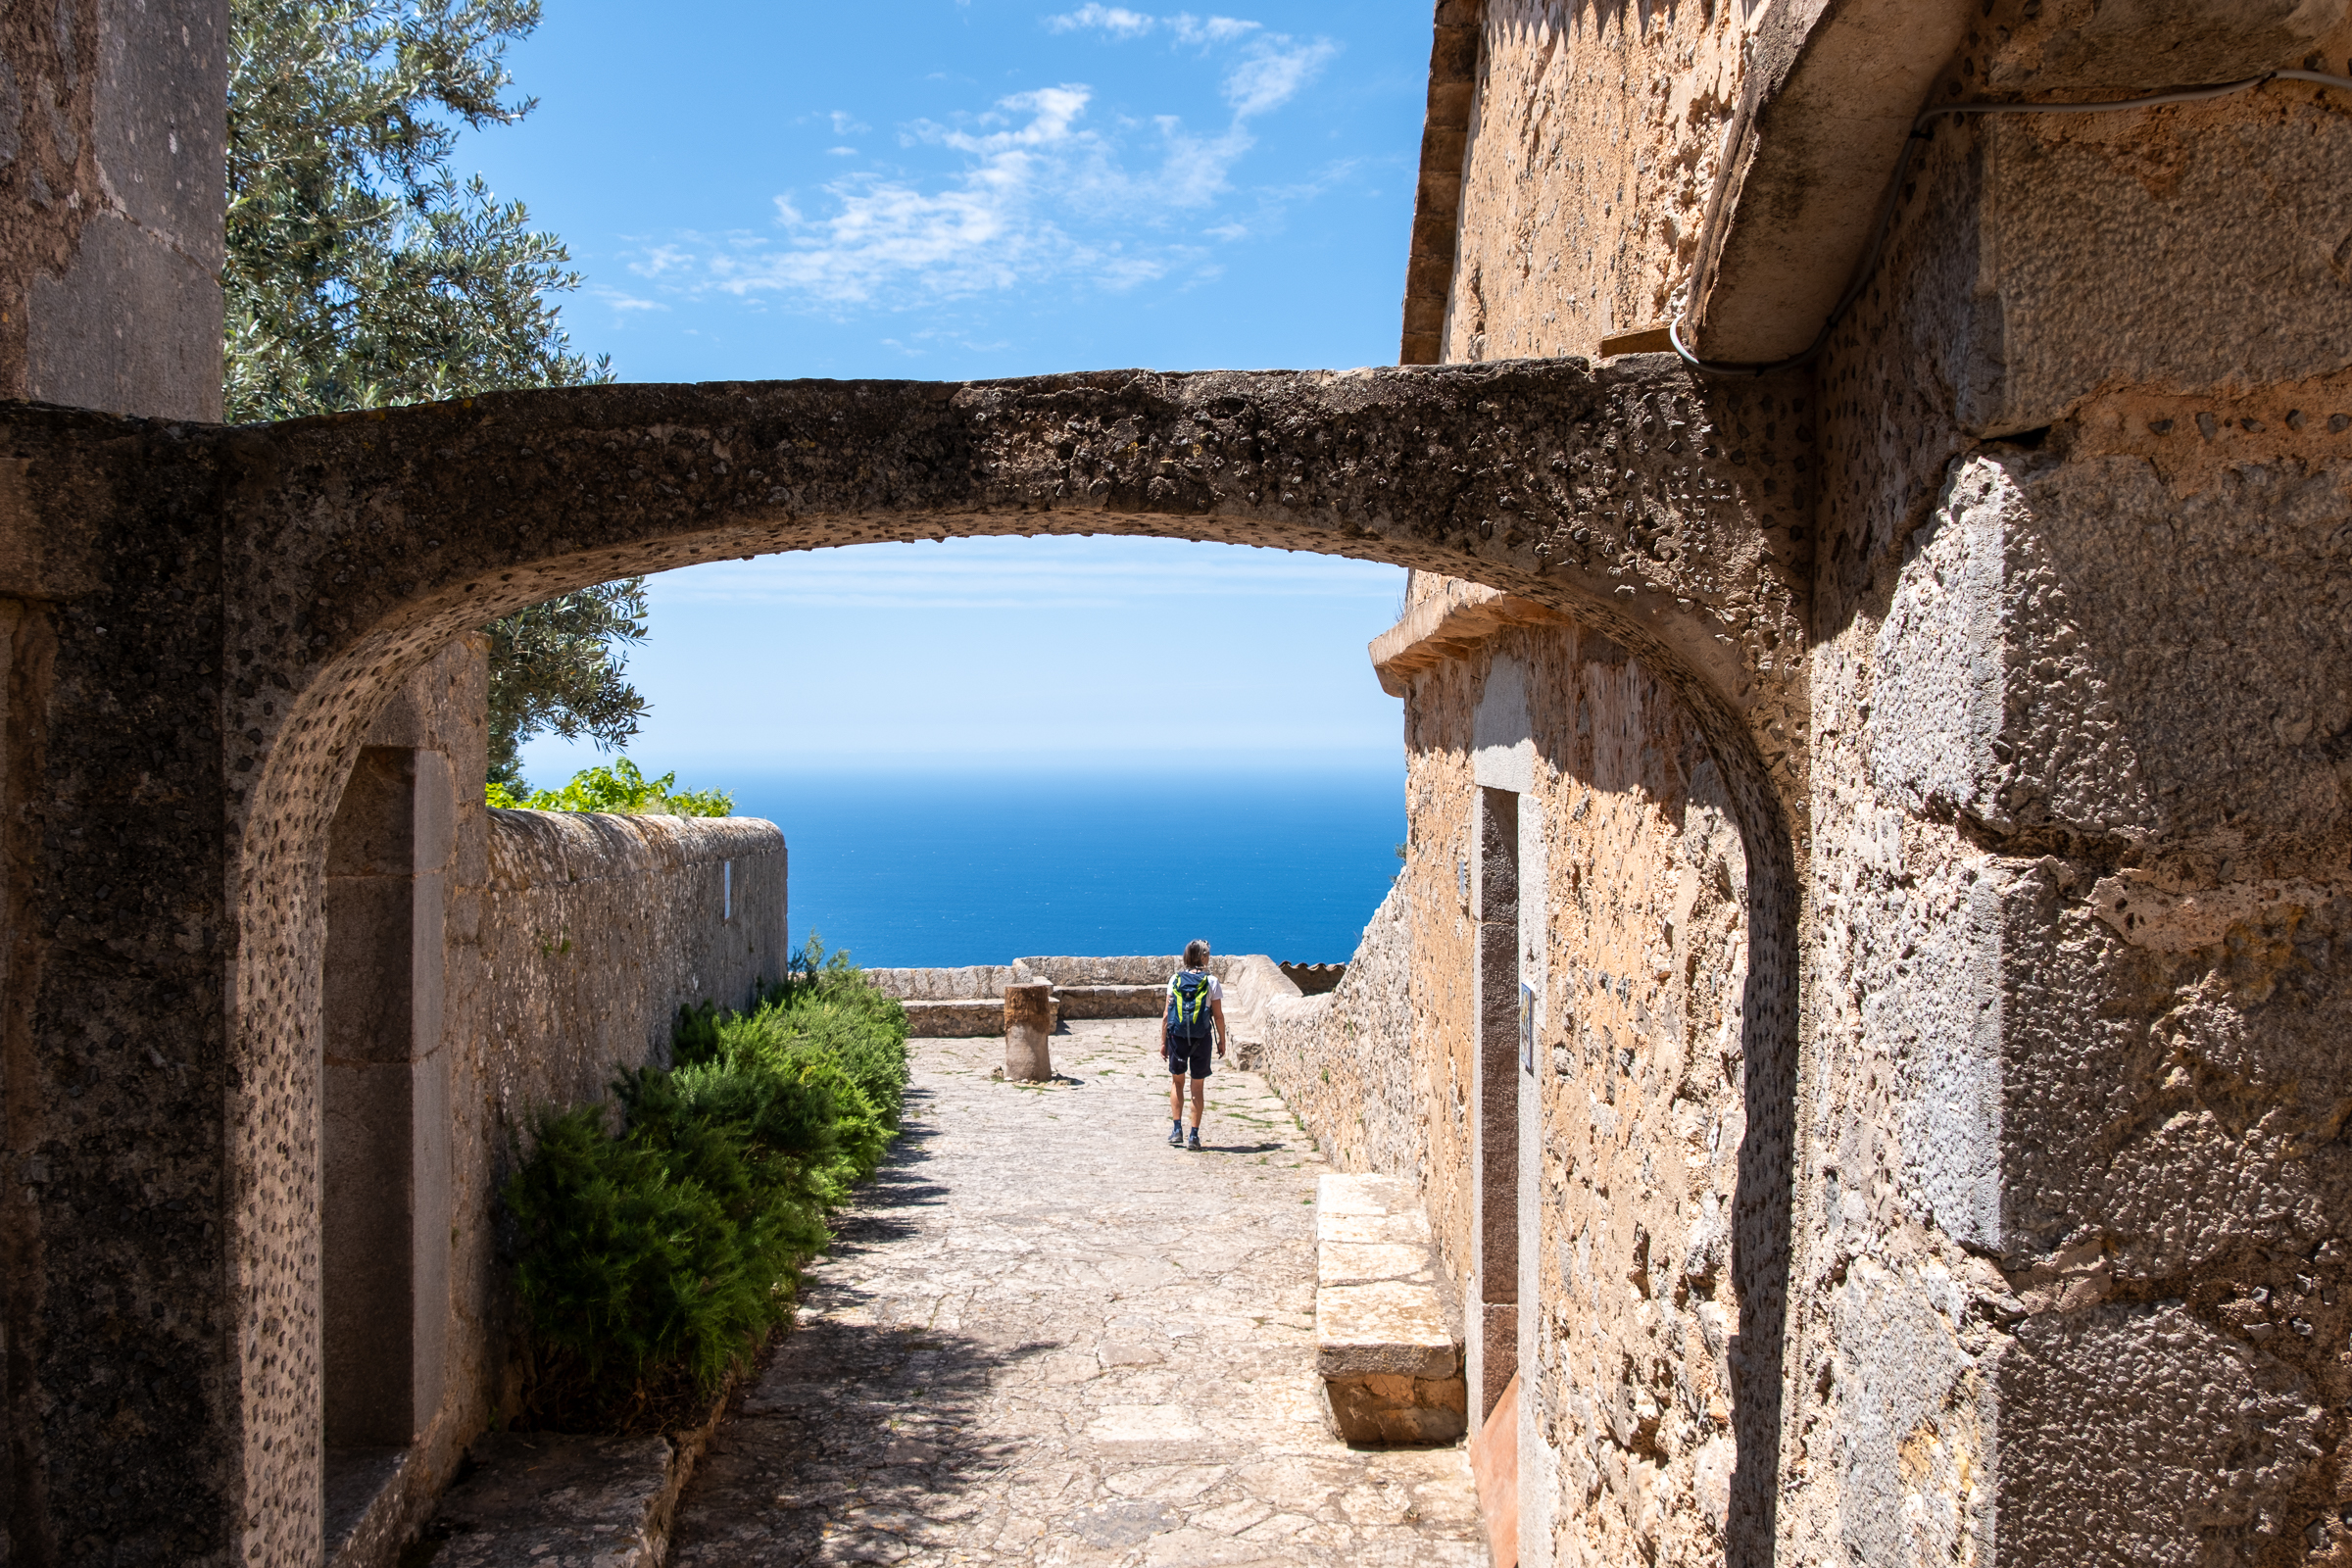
476, 1, 1428, 783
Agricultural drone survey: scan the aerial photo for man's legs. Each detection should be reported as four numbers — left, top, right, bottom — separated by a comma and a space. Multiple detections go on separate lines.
1189, 1073, 1206, 1129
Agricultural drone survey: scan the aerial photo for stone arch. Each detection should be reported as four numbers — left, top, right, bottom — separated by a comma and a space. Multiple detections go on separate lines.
3, 355, 1809, 1558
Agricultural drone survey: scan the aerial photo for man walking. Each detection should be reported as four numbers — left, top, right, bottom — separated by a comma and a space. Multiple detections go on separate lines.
1164, 939, 1228, 1150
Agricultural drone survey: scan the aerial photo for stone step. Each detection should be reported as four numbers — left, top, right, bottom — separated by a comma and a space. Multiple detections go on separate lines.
1313, 1173, 1467, 1446
417, 1432, 686, 1567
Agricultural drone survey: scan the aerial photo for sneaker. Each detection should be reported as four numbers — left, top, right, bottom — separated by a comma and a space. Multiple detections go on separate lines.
1187, 1128, 1203, 1152
1168, 1121, 1184, 1146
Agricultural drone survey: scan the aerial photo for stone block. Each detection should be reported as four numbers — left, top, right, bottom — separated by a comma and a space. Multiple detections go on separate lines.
1997, 1299, 2330, 1563
1959, 106, 2352, 434
25, 207, 222, 420
1873, 448, 2352, 848
1322, 1371, 1470, 1447
1313, 1174, 1466, 1446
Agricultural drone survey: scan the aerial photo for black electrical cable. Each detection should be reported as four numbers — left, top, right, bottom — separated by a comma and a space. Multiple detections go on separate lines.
1667, 68, 2352, 375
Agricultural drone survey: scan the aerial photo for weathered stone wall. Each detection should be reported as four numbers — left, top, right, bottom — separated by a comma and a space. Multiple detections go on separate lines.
1445, 620, 1750, 1568
1784, 74, 2352, 1566
1442, 0, 1747, 363
1267, 609, 1754, 1568
1260, 884, 1418, 1176
1392, 7, 2352, 1565
0, 0, 224, 419
475, 809, 787, 1091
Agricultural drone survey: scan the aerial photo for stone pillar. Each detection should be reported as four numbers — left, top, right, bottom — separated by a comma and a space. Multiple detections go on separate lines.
1003, 982, 1054, 1082
0, 0, 227, 420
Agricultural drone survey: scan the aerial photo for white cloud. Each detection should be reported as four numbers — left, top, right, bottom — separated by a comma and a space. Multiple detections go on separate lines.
625, 242, 697, 279
674, 86, 1230, 307
1047, 7, 1261, 46
1040, 6, 1327, 116
1169, 13, 1259, 46
1046, 3, 1156, 35
589, 284, 667, 313
612, 15, 1342, 315
1222, 36, 1337, 116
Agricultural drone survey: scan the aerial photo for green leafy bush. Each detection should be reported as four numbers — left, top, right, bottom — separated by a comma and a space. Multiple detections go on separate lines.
502, 935, 906, 1430
488, 757, 733, 816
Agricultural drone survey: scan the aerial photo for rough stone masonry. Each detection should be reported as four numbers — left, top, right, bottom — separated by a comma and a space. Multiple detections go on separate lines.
3, 2, 2351, 1567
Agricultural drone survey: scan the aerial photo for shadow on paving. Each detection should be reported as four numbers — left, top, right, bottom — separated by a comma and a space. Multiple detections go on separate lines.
669, 1086, 1046, 1564
821, 1097, 950, 1250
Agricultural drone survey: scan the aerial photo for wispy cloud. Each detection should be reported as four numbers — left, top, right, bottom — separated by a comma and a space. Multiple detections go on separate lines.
657, 536, 1401, 612
1222, 35, 1337, 115
1046, 3, 1158, 36
612, 10, 1341, 316
1046, 6, 1262, 47
589, 284, 668, 313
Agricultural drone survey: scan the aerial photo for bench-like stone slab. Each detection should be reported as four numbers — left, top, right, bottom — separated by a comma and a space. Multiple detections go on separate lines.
421, 1433, 679, 1568
1314, 1174, 1467, 1446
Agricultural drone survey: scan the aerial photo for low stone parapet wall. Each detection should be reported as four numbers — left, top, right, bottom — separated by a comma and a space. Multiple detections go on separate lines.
863, 964, 1014, 1002
900, 1000, 1014, 1037
1049, 984, 1163, 1019
1256, 887, 1419, 1175
478, 810, 788, 1093
868, 954, 1301, 1040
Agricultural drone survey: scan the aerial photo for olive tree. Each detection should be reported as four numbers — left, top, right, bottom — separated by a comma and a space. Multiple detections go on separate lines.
227, 0, 649, 781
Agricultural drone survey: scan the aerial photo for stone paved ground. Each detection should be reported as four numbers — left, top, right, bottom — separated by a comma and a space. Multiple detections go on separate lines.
668, 1018, 1485, 1567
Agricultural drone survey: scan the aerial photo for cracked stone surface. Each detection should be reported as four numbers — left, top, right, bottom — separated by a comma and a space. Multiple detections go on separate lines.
667, 1018, 1485, 1567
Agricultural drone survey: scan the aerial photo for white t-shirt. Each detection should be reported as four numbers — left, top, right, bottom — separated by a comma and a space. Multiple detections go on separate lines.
1167, 970, 1223, 1004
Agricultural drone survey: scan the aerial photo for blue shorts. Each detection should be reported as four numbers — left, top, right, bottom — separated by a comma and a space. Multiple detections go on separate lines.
1164, 1035, 1214, 1079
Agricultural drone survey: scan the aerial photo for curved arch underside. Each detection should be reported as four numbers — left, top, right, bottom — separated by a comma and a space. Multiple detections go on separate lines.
12, 357, 1813, 810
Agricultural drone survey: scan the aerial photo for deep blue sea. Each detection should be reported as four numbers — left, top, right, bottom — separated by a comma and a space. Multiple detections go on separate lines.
720, 768, 1405, 969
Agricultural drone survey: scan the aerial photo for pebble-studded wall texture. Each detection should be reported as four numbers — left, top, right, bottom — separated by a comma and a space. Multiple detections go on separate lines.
280, 639, 787, 1568
7, 1, 2352, 1565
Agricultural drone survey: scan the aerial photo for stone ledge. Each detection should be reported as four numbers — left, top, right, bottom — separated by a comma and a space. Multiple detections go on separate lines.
1367, 584, 1570, 697
419, 1433, 680, 1568
1314, 1174, 1466, 1446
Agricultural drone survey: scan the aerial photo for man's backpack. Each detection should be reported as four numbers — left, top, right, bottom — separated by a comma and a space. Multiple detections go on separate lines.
1166, 969, 1215, 1042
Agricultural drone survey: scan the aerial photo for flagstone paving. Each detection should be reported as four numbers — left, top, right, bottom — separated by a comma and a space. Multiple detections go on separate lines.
667, 1017, 1486, 1568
